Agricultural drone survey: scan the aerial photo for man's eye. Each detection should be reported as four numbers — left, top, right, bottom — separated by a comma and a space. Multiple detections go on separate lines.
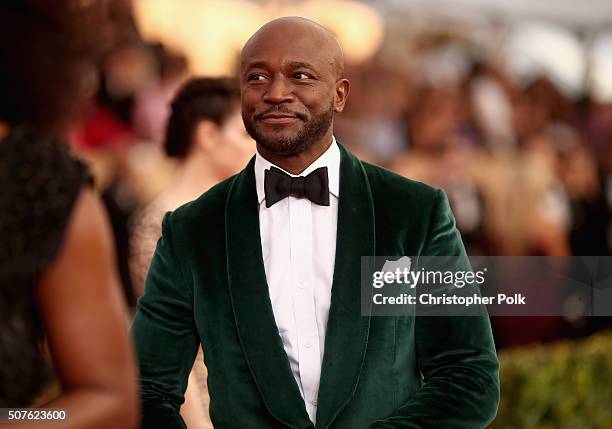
248, 74, 267, 81
293, 72, 312, 80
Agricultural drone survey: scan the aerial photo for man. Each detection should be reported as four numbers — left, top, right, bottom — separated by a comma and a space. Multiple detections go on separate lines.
132, 17, 500, 429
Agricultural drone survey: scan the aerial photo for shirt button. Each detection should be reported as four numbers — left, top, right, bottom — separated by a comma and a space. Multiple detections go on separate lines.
298, 281, 305, 289
305, 342, 312, 349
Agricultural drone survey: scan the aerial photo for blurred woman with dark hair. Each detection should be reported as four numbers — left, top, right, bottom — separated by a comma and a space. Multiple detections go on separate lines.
130, 77, 253, 296
0, 1, 139, 427
129, 77, 253, 429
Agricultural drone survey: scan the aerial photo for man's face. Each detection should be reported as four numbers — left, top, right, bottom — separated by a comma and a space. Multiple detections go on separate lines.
240, 29, 341, 156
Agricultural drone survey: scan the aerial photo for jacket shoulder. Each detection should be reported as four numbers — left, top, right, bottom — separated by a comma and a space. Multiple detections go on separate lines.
359, 159, 458, 255
361, 160, 440, 203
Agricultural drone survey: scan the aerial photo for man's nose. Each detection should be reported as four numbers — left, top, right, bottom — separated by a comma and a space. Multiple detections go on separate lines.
263, 76, 294, 104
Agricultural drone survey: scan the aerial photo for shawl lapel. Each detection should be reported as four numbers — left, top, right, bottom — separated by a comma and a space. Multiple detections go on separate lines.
225, 157, 313, 429
225, 145, 375, 429
315, 145, 375, 429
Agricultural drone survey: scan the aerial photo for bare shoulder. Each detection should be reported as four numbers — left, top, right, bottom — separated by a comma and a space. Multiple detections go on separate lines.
39, 185, 122, 325
51, 186, 115, 266
37, 186, 139, 427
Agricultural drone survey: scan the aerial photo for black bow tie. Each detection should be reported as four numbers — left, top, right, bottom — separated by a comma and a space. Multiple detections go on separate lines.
264, 166, 330, 208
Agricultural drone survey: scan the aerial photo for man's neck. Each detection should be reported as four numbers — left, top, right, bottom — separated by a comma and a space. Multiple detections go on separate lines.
257, 132, 334, 175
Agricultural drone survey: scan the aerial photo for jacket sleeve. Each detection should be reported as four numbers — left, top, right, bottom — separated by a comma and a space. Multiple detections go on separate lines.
371, 189, 500, 429
131, 212, 200, 429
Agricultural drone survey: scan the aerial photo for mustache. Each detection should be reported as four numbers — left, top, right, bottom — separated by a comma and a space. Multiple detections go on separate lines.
254, 105, 308, 121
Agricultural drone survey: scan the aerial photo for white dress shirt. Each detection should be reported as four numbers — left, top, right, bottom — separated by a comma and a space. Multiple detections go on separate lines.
254, 137, 340, 423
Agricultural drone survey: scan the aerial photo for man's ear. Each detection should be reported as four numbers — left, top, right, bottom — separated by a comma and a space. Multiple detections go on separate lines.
334, 78, 350, 112
193, 120, 219, 152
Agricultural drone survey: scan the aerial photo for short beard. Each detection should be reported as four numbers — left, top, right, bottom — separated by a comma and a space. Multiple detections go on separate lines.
243, 101, 334, 156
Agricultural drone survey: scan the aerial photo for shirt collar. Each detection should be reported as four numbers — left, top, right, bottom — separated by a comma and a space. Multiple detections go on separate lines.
255, 136, 340, 205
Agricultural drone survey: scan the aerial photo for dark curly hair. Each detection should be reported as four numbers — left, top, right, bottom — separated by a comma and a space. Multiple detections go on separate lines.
164, 77, 240, 158
0, 0, 109, 136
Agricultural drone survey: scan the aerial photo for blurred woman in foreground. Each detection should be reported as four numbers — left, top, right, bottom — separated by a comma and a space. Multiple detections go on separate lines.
0, 1, 139, 427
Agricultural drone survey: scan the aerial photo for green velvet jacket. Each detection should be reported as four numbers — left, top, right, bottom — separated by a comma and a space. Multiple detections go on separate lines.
131, 144, 500, 429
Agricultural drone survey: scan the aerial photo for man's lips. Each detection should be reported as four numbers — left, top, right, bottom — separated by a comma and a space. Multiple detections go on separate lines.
257, 113, 300, 125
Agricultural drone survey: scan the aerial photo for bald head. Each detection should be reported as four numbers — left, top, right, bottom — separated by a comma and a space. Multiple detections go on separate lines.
241, 16, 344, 79
239, 16, 350, 166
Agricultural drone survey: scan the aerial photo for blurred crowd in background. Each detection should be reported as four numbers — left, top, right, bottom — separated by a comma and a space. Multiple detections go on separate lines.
2, 1, 610, 426
57, 0, 612, 350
